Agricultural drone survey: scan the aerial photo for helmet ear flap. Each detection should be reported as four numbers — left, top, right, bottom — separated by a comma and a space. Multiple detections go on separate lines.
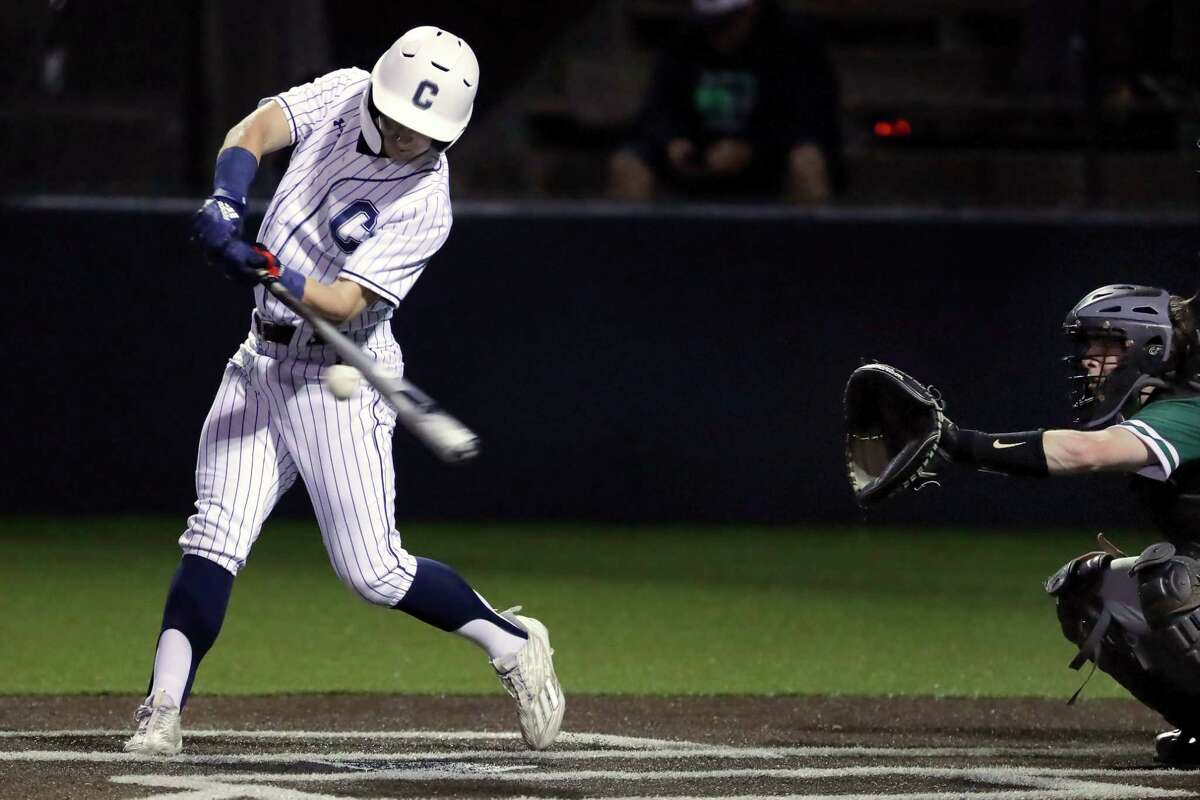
358, 87, 383, 155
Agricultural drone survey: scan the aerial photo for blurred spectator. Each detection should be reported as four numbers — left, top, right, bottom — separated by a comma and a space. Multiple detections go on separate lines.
1020, 0, 1198, 108
608, 0, 841, 205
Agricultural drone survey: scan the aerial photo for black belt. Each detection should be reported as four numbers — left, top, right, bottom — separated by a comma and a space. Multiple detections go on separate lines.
255, 317, 326, 346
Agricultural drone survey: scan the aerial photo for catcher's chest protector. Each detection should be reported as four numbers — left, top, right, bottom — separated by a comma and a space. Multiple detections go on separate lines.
1129, 469, 1200, 558
1123, 387, 1200, 556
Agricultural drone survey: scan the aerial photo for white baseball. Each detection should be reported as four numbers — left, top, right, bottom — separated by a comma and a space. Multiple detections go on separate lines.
324, 364, 361, 401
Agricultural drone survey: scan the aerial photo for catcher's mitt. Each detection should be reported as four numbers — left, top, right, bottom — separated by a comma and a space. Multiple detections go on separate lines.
844, 363, 953, 507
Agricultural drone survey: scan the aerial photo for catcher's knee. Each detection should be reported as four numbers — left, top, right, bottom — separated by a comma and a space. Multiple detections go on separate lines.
1131, 543, 1200, 664
1046, 547, 1200, 729
1045, 550, 1112, 647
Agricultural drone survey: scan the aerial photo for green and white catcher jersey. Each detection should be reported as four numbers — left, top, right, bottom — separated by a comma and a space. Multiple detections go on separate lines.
1119, 395, 1200, 481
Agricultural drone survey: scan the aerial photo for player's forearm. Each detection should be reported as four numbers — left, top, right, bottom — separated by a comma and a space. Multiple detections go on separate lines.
1043, 430, 1100, 475
298, 278, 375, 324
941, 428, 1049, 477
221, 121, 264, 162
220, 102, 292, 161
207, 105, 289, 210
1043, 428, 1152, 475
944, 427, 1150, 477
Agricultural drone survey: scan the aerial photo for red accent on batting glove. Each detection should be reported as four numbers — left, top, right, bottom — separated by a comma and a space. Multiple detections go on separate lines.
253, 245, 282, 278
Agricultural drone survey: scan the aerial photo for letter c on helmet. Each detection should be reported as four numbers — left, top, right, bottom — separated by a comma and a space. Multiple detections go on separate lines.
412, 80, 439, 110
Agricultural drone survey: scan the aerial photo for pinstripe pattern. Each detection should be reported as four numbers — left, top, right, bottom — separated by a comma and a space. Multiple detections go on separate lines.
181, 339, 418, 604
180, 68, 453, 602
252, 68, 452, 333
182, 343, 299, 575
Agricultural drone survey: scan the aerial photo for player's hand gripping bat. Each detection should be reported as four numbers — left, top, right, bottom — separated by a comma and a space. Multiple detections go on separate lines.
252, 246, 481, 464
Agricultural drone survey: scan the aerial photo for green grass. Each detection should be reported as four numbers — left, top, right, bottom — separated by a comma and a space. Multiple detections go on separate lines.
0, 517, 1159, 698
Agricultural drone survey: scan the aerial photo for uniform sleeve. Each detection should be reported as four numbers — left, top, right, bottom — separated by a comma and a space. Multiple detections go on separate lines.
338, 191, 453, 307
260, 68, 367, 146
1118, 399, 1200, 479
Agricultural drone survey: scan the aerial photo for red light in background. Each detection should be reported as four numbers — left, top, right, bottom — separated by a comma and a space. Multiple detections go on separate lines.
874, 118, 913, 138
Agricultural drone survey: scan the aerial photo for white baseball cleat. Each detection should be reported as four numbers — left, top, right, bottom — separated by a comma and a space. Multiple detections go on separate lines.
122, 688, 182, 756
492, 607, 565, 750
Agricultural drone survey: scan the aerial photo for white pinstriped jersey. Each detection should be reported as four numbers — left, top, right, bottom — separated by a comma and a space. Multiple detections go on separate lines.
177, 68, 459, 603
255, 68, 453, 333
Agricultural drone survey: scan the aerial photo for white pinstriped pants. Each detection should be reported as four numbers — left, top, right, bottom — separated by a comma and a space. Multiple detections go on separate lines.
180, 335, 418, 606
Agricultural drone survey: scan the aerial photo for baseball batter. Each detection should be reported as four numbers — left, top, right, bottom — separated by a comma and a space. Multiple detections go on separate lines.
123, 27, 564, 756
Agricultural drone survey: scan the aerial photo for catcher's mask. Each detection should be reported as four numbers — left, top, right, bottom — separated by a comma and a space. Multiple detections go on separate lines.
1063, 284, 1175, 429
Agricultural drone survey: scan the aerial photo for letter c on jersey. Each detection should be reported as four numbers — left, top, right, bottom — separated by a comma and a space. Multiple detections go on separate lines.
412, 80, 439, 110
330, 199, 380, 254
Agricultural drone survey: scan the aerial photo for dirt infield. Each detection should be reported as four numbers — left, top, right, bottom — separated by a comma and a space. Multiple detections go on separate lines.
2, 694, 1198, 799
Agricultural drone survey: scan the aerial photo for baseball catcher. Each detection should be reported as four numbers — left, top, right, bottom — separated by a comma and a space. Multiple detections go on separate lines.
846, 284, 1200, 765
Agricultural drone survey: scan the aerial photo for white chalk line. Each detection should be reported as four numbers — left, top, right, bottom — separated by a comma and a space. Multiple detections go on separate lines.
0, 729, 699, 750
0, 745, 1161, 764
3, 730, 1194, 800
106, 766, 1196, 800
146, 765, 1195, 785
109, 781, 1193, 800
0, 730, 1152, 759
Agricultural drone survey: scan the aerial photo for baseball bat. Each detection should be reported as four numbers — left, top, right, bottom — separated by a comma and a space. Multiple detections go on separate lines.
254, 253, 481, 464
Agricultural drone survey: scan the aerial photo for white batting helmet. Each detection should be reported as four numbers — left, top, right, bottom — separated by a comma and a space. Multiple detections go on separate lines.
359, 26, 479, 153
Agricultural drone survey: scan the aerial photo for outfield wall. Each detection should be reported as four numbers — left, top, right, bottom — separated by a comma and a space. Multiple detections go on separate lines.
2, 201, 1193, 528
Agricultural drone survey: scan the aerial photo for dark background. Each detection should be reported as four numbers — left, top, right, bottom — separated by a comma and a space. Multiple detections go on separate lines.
1, 1, 1196, 531
4, 1, 1197, 205
3, 202, 1192, 527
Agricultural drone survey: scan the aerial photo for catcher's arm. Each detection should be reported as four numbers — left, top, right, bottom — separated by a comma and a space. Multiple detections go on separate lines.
845, 364, 1161, 507
1038, 428, 1152, 474
845, 363, 1110, 507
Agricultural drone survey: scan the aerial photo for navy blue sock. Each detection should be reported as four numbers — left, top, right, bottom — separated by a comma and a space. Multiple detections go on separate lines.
393, 557, 526, 639
148, 554, 234, 707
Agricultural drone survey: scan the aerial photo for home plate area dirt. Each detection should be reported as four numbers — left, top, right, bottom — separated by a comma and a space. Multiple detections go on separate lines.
2, 695, 1198, 799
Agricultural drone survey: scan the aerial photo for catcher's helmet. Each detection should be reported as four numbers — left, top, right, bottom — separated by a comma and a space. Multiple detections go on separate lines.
1063, 284, 1177, 428
359, 27, 478, 154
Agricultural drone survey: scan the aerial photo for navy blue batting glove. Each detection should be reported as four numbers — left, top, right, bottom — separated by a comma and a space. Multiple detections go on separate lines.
192, 197, 244, 254
219, 238, 267, 286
